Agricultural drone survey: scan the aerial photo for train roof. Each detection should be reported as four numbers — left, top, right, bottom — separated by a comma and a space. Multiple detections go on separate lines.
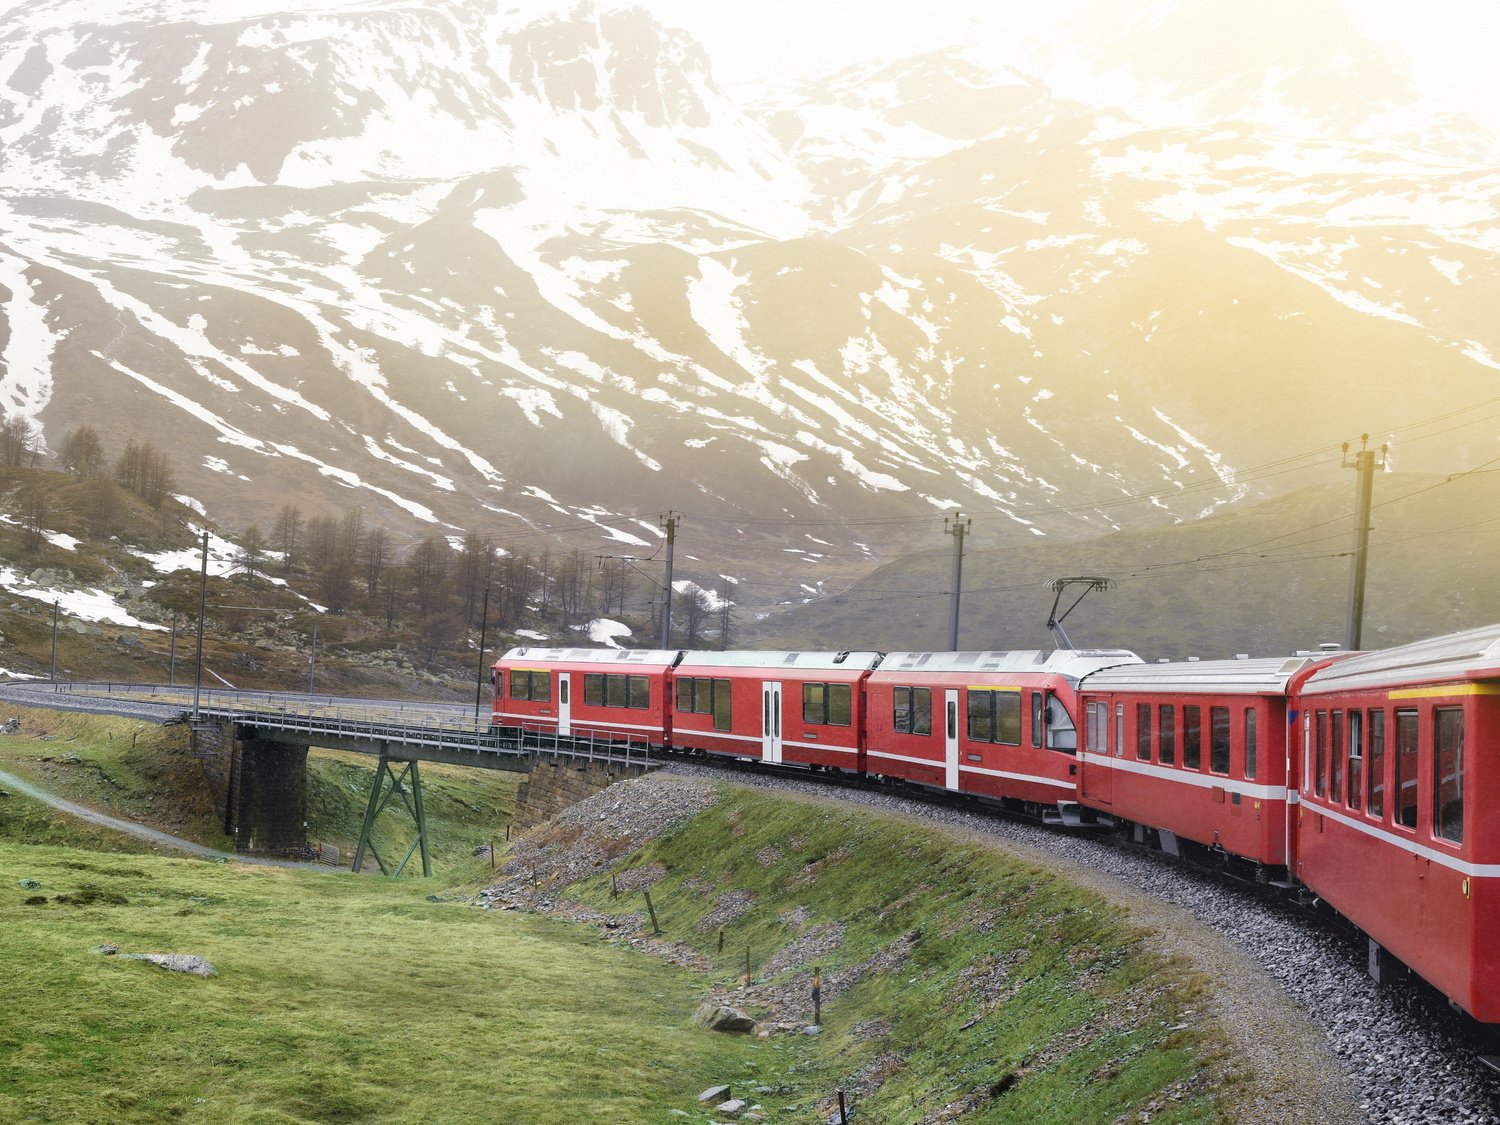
675, 650, 884, 672
1081, 655, 1321, 694
1300, 623, 1500, 694
874, 649, 1141, 680
499, 647, 681, 667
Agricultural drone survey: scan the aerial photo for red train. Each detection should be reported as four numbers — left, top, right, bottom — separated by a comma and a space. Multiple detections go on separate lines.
495, 623, 1500, 1023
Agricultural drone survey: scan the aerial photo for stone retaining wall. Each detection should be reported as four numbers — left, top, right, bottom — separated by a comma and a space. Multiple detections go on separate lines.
510, 758, 652, 833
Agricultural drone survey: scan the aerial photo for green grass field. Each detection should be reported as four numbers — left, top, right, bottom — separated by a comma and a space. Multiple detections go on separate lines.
1, 843, 770, 1123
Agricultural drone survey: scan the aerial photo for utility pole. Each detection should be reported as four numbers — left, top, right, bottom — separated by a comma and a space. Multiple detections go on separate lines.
944, 513, 971, 650
1342, 434, 1387, 651
474, 579, 492, 724
168, 611, 178, 686
659, 511, 680, 649
307, 619, 318, 694
193, 530, 208, 720
49, 601, 58, 682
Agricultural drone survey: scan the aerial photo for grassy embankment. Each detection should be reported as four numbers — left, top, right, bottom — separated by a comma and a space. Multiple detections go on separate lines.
1, 708, 1228, 1122
538, 786, 1227, 1122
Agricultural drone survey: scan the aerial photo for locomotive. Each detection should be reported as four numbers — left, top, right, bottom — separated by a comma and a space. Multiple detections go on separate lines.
494, 623, 1500, 1023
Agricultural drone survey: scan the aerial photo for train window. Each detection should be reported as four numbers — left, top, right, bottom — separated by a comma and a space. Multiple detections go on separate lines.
802, 683, 851, 726
969, 692, 995, 743
827, 684, 852, 726
1183, 706, 1202, 770
692, 678, 712, 715
509, 669, 550, 702
997, 693, 1021, 745
1394, 709, 1419, 830
675, 678, 693, 712
585, 673, 605, 707
969, 691, 1021, 744
1115, 704, 1125, 759
1314, 710, 1328, 798
601, 674, 623, 708
894, 687, 932, 736
912, 687, 932, 735
1136, 703, 1152, 761
1084, 701, 1102, 752
1346, 712, 1363, 810
1210, 706, 1230, 775
1367, 710, 1386, 819
1330, 711, 1345, 804
1031, 693, 1045, 749
1159, 705, 1176, 765
1244, 709, 1257, 780
711, 679, 732, 731
628, 675, 650, 710
1046, 694, 1077, 751
803, 684, 825, 725
1434, 707, 1464, 845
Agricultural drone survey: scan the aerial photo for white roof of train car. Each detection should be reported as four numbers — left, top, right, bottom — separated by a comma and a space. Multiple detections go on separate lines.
1081, 655, 1319, 695
874, 649, 1140, 681
1300, 623, 1500, 694
676, 650, 884, 672
500, 647, 681, 666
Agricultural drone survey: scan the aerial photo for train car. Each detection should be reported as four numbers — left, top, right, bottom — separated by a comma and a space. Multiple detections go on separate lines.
865, 649, 1141, 810
1076, 655, 1339, 869
1291, 624, 1500, 1022
492, 647, 680, 748
670, 650, 883, 769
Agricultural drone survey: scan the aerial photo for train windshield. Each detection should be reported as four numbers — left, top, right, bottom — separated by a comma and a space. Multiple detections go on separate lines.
1045, 693, 1077, 751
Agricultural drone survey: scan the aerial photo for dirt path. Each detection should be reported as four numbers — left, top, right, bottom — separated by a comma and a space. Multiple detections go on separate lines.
0, 766, 322, 869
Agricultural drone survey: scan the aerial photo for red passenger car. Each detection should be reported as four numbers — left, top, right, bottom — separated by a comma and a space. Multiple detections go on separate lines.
492, 647, 680, 748
1077, 656, 1337, 868
1291, 625, 1500, 1021
865, 649, 1140, 808
670, 650, 883, 769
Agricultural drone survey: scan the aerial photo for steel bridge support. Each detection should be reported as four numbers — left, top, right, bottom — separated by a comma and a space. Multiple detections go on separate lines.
351, 755, 431, 877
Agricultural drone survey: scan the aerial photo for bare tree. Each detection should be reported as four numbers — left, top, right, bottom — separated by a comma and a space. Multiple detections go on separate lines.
362, 525, 389, 596
678, 586, 714, 647
114, 440, 176, 507
0, 414, 38, 467
271, 504, 303, 575
408, 536, 452, 618
339, 507, 365, 564
234, 526, 266, 581
717, 580, 736, 650
60, 425, 104, 477
456, 533, 491, 625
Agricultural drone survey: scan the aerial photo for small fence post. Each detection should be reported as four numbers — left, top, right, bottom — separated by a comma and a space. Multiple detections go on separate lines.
643, 888, 661, 935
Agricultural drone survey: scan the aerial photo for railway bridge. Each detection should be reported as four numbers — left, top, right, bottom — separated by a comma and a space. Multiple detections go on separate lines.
17, 684, 657, 875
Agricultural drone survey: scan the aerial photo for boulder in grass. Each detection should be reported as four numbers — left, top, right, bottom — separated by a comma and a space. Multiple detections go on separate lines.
698, 1085, 731, 1104
693, 1003, 756, 1033
118, 953, 217, 977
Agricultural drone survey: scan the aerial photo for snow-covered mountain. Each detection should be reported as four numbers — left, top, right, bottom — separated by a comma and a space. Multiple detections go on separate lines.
0, 0, 1496, 604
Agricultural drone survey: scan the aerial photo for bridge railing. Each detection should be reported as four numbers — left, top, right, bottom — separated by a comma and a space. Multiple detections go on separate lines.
28, 682, 662, 770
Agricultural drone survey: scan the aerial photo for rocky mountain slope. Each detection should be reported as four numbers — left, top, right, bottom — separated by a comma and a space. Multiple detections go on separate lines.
0, 0, 1495, 617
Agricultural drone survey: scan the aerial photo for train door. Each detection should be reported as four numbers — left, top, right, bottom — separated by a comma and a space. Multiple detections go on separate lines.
557, 673, 572, 736
1082, 699, 1113, 806
762, 681, 783, 764
945, 689, 960, 790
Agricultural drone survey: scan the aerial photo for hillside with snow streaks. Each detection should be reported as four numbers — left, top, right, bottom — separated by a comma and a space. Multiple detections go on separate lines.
0, 0, 1498, 607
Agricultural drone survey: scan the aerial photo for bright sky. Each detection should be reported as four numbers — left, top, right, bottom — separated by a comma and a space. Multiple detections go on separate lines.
648, 0, 1500, 131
